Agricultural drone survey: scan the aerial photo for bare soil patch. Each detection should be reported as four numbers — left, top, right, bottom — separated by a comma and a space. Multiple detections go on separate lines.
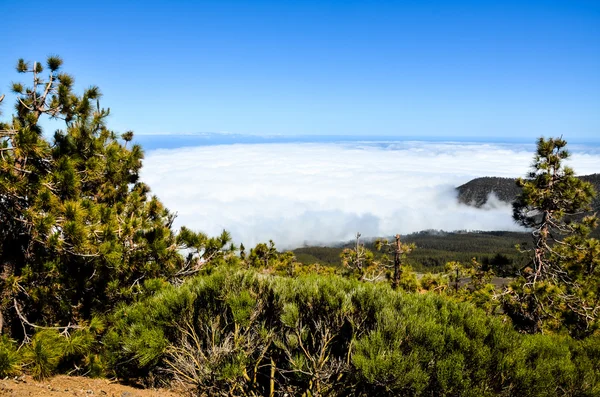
0, 375, 182, 397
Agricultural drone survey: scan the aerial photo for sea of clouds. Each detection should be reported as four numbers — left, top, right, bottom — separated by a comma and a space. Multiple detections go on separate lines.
140, 141, 600, 248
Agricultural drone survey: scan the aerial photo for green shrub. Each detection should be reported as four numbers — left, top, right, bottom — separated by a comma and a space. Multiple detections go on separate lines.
419, 272, 448, 292
0, 335, 21, 377
104, 268, 600, 396
22, 330, 65, 380
17, 325, 102, 380
398, 266, 420, 292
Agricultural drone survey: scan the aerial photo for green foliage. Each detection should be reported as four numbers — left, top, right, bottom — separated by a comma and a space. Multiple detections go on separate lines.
0, 57, 232, 338
340, 233, 380, 281
0, 335, 21, 377
402, 231, 526, 275
501, 334, 600, 396
375, 234, 416, 289
15, 324, 104, 380
239, 240, 323, 279
513, 137, 595, 230
419, 272, 449, 293
294, 230, 529, 275
552, 216, 600, 336
104, 268, 600, 396
352, 292, 505, 396
247, 240, 278, 269
396, 265, 419, 292
442, 259, 498, 312
505, 137, 599, 336
22, 330, 65, 380
60, 325, 105, 376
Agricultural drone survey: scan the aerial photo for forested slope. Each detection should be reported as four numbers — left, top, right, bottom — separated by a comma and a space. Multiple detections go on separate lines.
457, 174, 600, 211
294, 230, 529, 275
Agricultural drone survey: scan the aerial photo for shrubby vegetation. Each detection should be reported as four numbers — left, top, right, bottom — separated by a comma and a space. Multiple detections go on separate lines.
1, 57, 599, 395
97, 269, 600, 395
295, 230, 530, 275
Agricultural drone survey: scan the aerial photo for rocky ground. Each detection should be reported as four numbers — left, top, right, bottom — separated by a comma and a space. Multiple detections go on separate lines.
0, 375, 182, 397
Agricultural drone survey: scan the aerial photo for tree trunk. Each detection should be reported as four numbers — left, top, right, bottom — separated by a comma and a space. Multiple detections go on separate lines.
392, 234, 402, 289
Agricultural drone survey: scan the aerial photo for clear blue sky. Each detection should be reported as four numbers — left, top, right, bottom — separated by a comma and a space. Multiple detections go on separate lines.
1, 0, 599, 141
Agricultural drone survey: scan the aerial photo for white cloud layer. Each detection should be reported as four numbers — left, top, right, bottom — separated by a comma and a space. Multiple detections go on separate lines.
140, 141, 600, 248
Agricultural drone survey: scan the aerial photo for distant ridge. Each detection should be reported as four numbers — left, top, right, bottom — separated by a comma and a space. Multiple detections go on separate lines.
456, 174, 600, 212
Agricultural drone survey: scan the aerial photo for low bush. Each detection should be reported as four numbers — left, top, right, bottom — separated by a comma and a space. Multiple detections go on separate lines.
9, 318, 107, 380
0, 335, 21, 377
22, 330, 65, 380
104, 268, 600, 396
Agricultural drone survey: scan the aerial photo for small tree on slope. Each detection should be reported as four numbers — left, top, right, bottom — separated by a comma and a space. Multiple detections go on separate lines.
503, 136, 599, 336
340, 233, 379, 281
375, 234, 416, 290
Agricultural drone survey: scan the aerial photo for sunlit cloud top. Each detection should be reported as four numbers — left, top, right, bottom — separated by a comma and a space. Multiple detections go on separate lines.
140, 141, 600, 248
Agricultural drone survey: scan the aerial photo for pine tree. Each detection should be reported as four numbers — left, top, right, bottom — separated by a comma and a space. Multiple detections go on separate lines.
504, 137, 599, 336
375, 234, 416, 289
247, 240, 277, 269
0, 57, 231, 338
340, 233, 379, 281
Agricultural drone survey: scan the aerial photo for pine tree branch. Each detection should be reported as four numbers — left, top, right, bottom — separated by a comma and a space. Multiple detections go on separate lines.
17, 98, 33, 111
13, 298, 83, 333
39, 73, 54, 109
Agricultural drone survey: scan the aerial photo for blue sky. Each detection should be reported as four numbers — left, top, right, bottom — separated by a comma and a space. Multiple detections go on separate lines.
1, 0, 599, 141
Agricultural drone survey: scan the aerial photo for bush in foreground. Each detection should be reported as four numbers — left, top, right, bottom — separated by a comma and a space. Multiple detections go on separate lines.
0, 335, 21, 377
104, 268, 600, 396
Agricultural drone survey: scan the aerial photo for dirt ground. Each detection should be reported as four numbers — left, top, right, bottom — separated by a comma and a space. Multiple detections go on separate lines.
0, 375, 183, 397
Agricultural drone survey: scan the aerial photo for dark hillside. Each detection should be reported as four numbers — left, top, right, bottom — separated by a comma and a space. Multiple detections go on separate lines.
294, 175, 600, 275
457, 173, 600, 212
456, 177, 520, 206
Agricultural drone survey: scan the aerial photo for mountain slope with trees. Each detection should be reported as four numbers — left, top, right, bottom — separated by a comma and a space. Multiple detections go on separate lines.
294, 230, 529, 275
457, 174, 600, 211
